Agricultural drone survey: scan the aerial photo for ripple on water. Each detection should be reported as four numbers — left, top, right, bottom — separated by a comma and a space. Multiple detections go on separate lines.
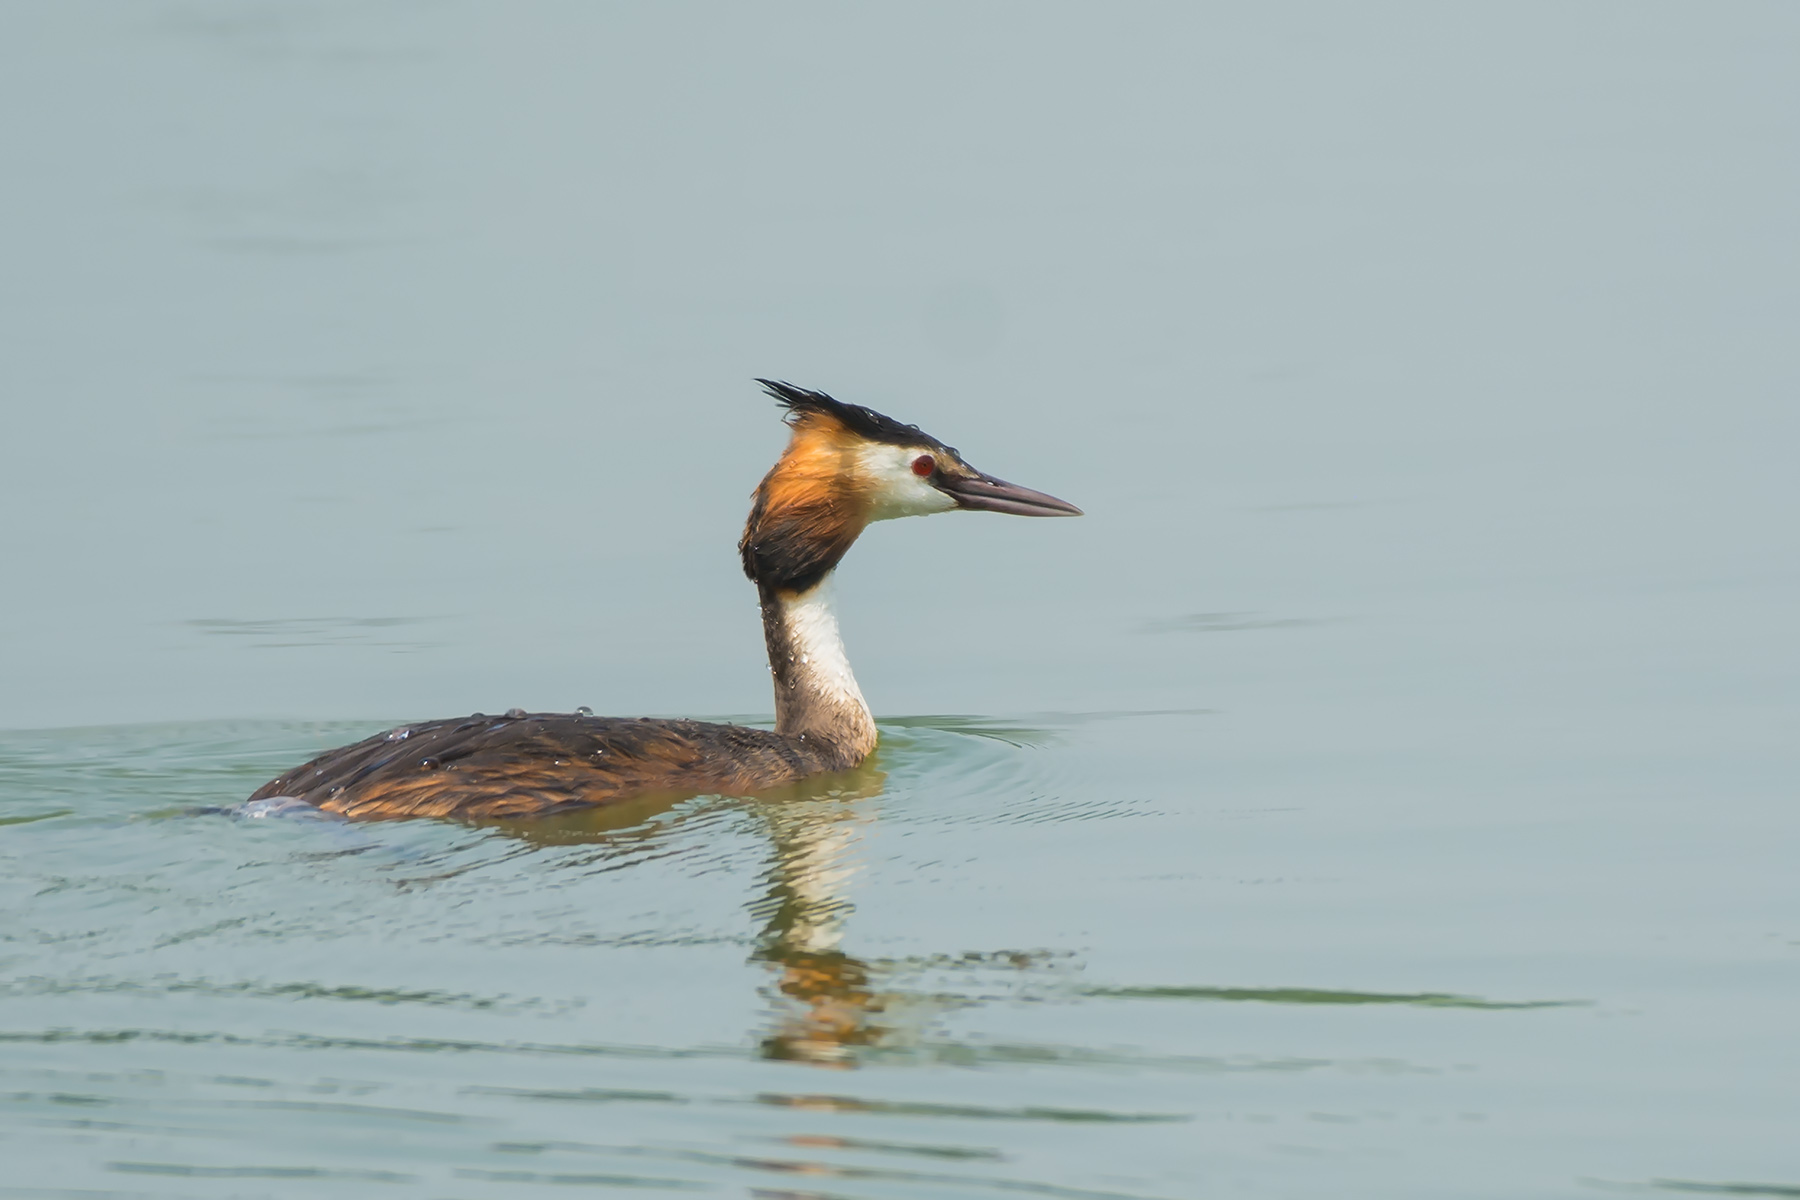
1, 713, 1784, 1198
1647, 1184, 1800, 1198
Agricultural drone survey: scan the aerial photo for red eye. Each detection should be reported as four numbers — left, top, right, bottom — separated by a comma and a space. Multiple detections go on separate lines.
911, 454, 935, 477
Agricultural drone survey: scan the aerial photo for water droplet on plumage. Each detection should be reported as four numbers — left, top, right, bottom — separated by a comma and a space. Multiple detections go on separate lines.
419, 756, 439, 769
385, 726, 411, 741
575, 706, 593, 717
505, 707, 527, 719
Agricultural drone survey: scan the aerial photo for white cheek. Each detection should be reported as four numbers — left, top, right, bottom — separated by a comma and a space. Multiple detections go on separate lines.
858, 444, 958, 521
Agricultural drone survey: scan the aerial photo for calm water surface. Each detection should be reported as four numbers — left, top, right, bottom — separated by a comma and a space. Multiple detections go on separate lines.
3, 4, 1799, 1197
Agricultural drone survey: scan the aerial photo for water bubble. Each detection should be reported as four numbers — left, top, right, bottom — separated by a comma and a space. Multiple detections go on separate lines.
575, 706, 593, 717
419, 756, 440, 769
385, 726, 412, 742
505, 707, 527, 719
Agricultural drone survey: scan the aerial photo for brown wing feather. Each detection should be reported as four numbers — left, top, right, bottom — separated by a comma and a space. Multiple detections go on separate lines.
248, 713, 821, 820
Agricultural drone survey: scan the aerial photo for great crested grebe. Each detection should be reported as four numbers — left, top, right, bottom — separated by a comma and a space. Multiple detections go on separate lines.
248, 380, 1080, 820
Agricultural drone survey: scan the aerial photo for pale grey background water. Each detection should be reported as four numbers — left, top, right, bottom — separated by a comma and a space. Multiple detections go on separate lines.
2, 4, 1797, 1197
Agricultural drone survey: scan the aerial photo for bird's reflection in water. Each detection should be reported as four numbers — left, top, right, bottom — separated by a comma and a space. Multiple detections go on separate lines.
746, 759, 889, 1067
475, 754, 905, 1068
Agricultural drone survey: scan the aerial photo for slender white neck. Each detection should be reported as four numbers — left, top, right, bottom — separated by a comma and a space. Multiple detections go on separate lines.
779, 580, 865, 710
763, 573, 878, 766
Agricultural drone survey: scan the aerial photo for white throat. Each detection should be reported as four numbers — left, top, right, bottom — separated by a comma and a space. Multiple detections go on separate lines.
765, 572, 878, 765
777, 576, 867, 716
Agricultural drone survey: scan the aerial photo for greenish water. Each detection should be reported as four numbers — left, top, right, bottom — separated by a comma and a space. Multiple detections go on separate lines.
4, 710, 1796, 1197
4, 3, 1799, 1196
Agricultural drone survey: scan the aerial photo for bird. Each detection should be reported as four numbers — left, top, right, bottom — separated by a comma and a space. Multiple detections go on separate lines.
246, 380, 1081, 820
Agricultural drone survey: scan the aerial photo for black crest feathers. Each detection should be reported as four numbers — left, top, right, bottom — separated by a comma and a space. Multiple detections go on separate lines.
755, 379, 950, 452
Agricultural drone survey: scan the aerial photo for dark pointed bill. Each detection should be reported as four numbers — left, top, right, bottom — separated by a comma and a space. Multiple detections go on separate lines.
938, 471, 1083, 517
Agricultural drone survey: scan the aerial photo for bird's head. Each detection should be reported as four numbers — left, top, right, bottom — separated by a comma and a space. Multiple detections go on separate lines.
740, 380, 1081, 594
